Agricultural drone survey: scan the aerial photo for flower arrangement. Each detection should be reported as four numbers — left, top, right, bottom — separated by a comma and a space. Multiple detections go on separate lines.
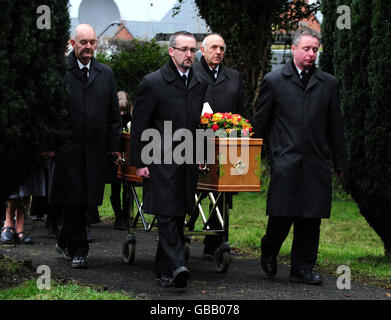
200, 112, 254, 137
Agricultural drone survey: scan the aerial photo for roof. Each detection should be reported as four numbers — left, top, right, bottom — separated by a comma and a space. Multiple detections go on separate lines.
70, 0, 210, 41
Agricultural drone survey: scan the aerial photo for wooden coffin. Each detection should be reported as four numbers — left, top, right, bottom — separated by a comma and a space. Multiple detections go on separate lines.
117, 132, 143, 183
197, 138, 263, 192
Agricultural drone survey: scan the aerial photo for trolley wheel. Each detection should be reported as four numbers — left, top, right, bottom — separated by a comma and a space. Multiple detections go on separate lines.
215, 250, 230, 273
184, 241, 190, 261
122, 239, 136, 265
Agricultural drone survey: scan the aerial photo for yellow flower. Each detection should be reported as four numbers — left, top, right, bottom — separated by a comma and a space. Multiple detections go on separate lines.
212, 113, 223, 121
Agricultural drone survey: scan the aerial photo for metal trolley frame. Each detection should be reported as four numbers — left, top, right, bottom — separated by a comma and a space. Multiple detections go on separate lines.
121, 181, 233, 273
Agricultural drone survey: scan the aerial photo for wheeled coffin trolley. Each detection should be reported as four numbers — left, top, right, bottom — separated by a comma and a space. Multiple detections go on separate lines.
118, 133, 263, 272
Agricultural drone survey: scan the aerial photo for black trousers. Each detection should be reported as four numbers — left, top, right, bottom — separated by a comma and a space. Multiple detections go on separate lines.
57, 205, 89, 257
110, 183, 131, 216
155, 215, 186, 277
261, 216, 321, 272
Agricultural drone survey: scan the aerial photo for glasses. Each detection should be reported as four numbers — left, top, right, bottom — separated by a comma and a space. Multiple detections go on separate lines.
172, 47, 198, 55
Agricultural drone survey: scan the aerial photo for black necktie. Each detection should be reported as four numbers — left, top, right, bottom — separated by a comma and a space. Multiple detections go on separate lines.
211, 69, 217, 81
300, 70, 309, 88
181, 74, 187, 87
81, 67, 88, 85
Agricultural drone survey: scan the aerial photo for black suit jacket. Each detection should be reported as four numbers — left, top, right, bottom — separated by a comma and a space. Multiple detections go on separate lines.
253, 59, 347, 218
130, 61, 207, 216
49, 51, 122, 207
193, 58, 245, 116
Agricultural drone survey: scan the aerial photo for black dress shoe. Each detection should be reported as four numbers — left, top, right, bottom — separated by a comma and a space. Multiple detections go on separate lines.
172, 266, 190, 289
55, 244, 72, 261
156, 274, 173, 288
71, 255, 88, 269
289, 270, 323, 285
260, 256, 277, 278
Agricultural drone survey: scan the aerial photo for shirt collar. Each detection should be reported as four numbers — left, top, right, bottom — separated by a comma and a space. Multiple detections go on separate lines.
209, 64, 219, 78
296, 66, 307, 76
177, 68, 190, 78
77, 59, 91, 70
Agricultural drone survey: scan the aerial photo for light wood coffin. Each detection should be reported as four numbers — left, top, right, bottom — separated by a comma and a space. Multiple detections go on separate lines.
117, 132, 143, 183
197, 138, 263, 192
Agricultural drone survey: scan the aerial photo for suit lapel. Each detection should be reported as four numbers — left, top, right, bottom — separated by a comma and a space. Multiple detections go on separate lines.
161, 61, 186, 90
67, 51, 84, 84
214, 65, 228, 86
188, 71, 200, 91
305, 68, 324, 92
66, 51, 101, 87
86, 58, 101, 87
282, 60, 304, 90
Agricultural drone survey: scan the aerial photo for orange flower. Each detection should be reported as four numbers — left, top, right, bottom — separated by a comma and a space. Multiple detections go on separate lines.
200, 117, 209, 125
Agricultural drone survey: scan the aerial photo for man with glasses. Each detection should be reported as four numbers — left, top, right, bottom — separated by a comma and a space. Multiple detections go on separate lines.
194, 33, 245, 260
130, 31, 207, 289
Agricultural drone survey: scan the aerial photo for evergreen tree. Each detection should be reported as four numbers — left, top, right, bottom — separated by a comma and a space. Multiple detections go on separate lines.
319, 0, 337, 74
326, 0, 391, 257
364, 0, 391, 256
97, 39, 169, 101
0, 1, 69, 204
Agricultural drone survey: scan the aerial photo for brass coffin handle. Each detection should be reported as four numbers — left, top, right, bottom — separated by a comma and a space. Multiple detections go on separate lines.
201, 163, 210, 175
120, 152, 126, 165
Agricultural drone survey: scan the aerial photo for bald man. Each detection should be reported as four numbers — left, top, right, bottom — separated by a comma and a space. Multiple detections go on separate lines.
193, 34, 245, 260
48, 24, 122, 269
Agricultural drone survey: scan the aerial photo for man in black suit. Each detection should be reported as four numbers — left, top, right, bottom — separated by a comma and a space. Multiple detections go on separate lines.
253, 27, 347, 284
47, 24, 122, 269
130, 31, 207, 289
193, 34, 245, 259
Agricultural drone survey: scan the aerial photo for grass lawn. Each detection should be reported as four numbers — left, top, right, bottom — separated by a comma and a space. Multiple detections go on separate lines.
0, 255, 135, 300
226, 192, 391, 288
100, 185, 390, 288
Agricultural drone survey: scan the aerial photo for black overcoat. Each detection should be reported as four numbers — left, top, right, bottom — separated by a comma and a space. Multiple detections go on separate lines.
130, 61, 207, 216
253, 59, 347, 218
193, 59, 245, 116
48, 51, 122, 207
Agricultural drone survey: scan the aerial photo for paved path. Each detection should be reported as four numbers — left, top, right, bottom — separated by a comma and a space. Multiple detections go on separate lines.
1, 219, 390, 301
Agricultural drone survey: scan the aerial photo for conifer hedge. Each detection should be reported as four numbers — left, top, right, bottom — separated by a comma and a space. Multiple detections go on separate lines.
0, 1, 69, 205
321, 0, 391, 257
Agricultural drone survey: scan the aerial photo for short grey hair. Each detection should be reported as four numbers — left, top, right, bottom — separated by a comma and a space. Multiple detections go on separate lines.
292, 27, 321, 46
201, 33, 226, 51
169, 31, 196, 48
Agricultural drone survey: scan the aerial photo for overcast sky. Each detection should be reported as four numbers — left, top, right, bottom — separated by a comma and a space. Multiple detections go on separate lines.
69, 0, 322, 22
69, 0, 177, 21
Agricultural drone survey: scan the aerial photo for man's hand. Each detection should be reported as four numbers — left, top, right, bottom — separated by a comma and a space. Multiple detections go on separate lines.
111, 151, 122, 164
42, 151, 55, 158
136, 167, 150, 179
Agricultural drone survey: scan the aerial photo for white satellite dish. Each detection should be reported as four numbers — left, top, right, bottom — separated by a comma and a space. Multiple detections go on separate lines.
78, 0, 121, 38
